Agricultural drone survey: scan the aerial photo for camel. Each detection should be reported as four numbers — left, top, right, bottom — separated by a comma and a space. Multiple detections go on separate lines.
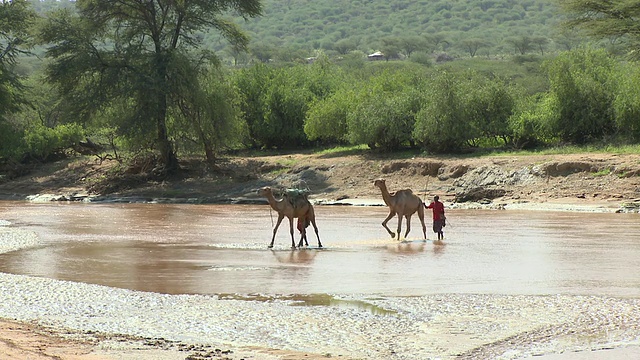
373, 178, 426, 241
257, 186, 322, 249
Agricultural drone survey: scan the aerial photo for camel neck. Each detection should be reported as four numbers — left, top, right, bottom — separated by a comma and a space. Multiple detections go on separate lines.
266, 194, 281, 210
378, 186, 393, 206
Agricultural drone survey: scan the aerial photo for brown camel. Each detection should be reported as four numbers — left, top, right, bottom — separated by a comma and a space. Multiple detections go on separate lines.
257, 187, 322, 249
373, 178, 426, 241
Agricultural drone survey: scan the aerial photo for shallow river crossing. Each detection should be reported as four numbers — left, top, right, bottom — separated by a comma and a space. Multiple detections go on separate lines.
0, 201, 639, 359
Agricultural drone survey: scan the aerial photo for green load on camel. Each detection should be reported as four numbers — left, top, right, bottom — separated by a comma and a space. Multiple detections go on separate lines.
282, 188, 311, 210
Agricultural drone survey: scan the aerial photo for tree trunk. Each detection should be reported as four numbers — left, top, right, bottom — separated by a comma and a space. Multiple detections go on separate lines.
154, 52, 179, 174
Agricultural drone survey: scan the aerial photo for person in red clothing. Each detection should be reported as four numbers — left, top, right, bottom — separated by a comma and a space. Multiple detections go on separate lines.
425, 195, 445, 240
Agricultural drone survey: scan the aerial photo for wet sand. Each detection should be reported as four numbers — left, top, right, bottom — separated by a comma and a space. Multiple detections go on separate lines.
0, 202, 639, 359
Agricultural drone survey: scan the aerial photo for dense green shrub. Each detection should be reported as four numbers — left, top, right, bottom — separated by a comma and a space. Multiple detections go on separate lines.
508, 93, 556, 148
22, 123, 84, 161
0, 121, 24, 161
234, 59, 345, 149
261, 69, 314, 148
304, 87, 356, 144
612, 63, 640, 142
413, 71, 480, 153
171, 67, 246, 163
346, 71, 424, 150
464, 73, 516, 145
542, 48, 616, 144
232, 64, 275, 148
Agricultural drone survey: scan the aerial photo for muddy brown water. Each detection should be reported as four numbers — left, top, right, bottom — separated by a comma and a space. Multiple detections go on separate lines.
0, 201, 639, 297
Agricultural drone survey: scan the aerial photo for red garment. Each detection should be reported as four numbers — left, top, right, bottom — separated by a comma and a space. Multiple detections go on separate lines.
426, 201, 445, 220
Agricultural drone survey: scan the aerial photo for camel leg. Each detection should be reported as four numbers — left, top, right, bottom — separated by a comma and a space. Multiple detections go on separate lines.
296, 217, 307, 248
418, 206, 427, 240
396, 213, 403, 241
297, 227, 307, 248
311, 218, 322, 248
288, 217, 296, 249
269, 214, 285, 248
382, 211, 397, 238
404, 214, 412, 239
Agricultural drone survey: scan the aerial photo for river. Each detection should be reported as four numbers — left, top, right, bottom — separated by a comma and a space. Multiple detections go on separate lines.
0, 201, 638, 359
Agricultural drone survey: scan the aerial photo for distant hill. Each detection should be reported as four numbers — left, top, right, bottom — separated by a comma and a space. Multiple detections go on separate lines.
228, 0, 575, 59
27, 0, 578, 63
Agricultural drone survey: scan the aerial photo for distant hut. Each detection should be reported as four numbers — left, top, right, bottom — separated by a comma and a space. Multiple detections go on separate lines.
367, 51, 385, 61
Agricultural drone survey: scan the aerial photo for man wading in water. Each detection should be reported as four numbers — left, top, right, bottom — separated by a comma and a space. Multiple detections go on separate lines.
425, 195, 445, 240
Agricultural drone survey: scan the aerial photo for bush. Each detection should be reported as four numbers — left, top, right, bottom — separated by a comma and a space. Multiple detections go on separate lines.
413, 70, 480, 153
508, 93, 556, 149
345, 71, 423, 150
464, 73, 516, 145
304, 87, 355, 144
234, 60, 343, 149
22, 123, 85, 161
612, 63, 640, 142
542, 48, 617, 144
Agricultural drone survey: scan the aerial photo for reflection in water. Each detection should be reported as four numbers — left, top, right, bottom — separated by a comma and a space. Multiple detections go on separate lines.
386, 240, 427, 255
271, 249, 318, 264
0, 202, 639, 297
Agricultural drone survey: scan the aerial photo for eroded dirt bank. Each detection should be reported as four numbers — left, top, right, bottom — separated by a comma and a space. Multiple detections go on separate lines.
1, 152, 640, 212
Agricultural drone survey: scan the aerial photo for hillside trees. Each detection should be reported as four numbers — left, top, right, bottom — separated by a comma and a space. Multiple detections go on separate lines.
37, 0, 261, 173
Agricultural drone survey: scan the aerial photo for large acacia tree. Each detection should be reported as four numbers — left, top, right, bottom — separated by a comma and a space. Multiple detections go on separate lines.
560, 0, 640, 59
38, 0, 261, 173
0, 0, 35, 160
0, 0, 35, 118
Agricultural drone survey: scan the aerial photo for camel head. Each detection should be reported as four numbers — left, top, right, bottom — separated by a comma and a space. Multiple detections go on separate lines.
257, 186, 273, 197
374, 178, 386, 189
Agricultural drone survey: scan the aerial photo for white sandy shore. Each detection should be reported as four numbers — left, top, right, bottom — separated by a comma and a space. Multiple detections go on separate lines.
1, 210, 640, 360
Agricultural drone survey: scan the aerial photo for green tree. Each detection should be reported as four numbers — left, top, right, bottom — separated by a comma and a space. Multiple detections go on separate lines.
612, 63, 640, 141
413, 71, 479, 153
346, 71, 422, 150
399, 36, 428, 58
507, 36, 533, 55
531, 36, 549, 56
304, 87, 355, 144
232, 63, 274, 148
173, 66, 244, 165
379, 37, 402, 60
0, 0, 35, 119
37, 0, 261, 173
250, 43, 276, 63
460, 38, 486, 57
543, 48, 616, 144
333, 38, 357, 55
508, 93, 555, 149
0, 0, 36, 160
425, 33, 450, 52
560, 0, 640, 59
465, 74, 515, 145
